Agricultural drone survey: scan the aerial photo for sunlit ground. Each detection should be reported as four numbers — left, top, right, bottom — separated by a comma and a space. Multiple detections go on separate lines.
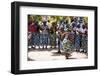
28, 46, 88, 61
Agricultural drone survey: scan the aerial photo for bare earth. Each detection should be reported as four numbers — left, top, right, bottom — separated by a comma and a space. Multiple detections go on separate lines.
28, 49, 88, 61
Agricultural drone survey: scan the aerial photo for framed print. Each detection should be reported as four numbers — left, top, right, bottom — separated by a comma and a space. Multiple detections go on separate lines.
11, 1, 98, 74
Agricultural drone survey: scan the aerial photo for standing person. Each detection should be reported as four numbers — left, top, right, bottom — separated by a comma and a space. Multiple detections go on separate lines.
63, 20, 70, 32
33, 21, 40, 49
49, 22, 57, 49
57, 28, 61, 53
28, 32, 32, 49
41, 21, 49, 49
47, 20, 52, 46
74, 25, 81, 52
70, 17, 78, 33
60, 27, 66, 50
28, 21, 37, 49
70, 17, 78, 28
81, 24, 88, 53
39, 16, 48, 49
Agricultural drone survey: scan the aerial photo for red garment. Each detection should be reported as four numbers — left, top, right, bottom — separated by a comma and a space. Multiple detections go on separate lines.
28, 24, 37, 32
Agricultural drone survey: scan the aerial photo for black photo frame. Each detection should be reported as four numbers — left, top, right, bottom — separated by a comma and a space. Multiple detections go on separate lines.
11, 1, 98, 74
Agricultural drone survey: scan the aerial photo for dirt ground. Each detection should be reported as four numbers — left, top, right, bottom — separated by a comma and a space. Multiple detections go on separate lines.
28, 48, 88, 61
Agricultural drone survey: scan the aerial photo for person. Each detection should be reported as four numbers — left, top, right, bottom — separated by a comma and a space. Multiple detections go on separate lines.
62, 31, 71, 52
67, 30, 75, 51
80, 24, 88, 53
70, 17, 78, 28
63, 20, 70, 32
62, 30, 72, 59
59, 27, 65, 50
74, 25, 81, 52
28, 21, 37, 32
49, 22, 57, 48
41, 21, 49, 49
28, 32, 32, 49
31, 21, 41, 49
28, 21, 37, 49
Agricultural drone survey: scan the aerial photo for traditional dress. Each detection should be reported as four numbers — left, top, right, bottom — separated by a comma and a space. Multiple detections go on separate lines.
67, 31, 75, 51
28, 22, 37, 47
81, 28, 88, 52
41, 22, 49, 48
49, 26, 56, 48
62, 37, 72, 52
62, 31, 75, 52
74, 28, 81, 51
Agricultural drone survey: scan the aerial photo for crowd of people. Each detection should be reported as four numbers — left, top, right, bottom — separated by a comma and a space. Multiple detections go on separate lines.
28, 15, 88, 53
